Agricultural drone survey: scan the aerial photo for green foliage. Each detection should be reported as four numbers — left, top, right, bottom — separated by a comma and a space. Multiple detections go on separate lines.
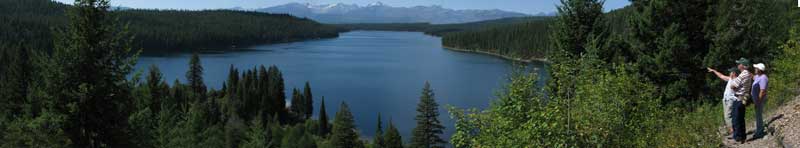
410, 82, 446, 148
187, 53, 206, 101
337, 16, 550, 36
1, 111, 71, 148
770, 24, 800, 109
0, 0, 341, 53
331, 102, 361, 148
241, 116, 274, 148
449, 56, 665, 147
290, 88, 307, 121
319, 97, 331, 136
652, 104, 720, 147
304, 82, 314, 119
627, 0, 710, 102
373, 113, 385, 148
383, 120, 403, 148
442, 19, 552, 59
551, 0, 605, 57
20, 0, 141, 146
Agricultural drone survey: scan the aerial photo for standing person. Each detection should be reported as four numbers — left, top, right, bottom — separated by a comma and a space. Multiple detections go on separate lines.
752, 63, 769, 138
707, 67, 739, 136
731, 58, 753, 143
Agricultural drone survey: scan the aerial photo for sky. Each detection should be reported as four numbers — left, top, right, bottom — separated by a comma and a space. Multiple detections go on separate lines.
53, 0, 631, 14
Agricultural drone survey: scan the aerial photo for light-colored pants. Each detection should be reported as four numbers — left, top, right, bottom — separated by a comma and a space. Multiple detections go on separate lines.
723, 98, 735, 128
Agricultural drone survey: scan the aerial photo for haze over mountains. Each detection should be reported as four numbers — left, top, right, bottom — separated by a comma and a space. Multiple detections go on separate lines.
254, 2, 539, 24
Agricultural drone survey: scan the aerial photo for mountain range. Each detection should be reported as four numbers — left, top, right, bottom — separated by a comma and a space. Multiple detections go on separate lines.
253, 2, 536, 24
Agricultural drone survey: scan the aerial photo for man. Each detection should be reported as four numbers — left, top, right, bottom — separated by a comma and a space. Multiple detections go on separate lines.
752, 63, 768, 138
730, 57, 753, 143
707, 67, 739, 136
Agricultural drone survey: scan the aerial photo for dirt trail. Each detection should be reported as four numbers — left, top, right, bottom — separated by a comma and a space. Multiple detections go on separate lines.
722, 95, 800, 148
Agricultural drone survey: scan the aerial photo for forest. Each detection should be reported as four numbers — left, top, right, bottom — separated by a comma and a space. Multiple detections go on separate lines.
336, 16, 551, 36
0, 0, 342, 52
3, 0, 800, 147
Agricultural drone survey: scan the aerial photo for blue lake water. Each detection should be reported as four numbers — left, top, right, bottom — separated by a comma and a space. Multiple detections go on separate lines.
135, 31, 548, 142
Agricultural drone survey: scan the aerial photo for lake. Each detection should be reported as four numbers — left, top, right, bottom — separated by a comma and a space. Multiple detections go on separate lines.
135, 31, 548, 142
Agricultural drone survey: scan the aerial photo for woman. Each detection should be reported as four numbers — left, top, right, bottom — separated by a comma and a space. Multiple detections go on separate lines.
752, 63, 768, 138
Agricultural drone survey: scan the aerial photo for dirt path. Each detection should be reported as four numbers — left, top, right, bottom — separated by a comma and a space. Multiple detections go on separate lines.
722, 95, 800, 148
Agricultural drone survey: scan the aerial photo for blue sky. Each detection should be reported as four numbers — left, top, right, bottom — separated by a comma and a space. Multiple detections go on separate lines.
53, 0, 631, 14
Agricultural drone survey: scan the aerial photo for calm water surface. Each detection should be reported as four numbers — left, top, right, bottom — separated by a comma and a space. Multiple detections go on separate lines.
136, 31, 548, 141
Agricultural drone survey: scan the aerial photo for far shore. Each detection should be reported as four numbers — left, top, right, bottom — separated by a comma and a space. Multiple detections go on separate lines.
442, 46, 549, 63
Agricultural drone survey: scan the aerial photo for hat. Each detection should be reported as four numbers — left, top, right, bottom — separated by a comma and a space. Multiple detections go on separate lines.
735, 57, 751, 66
753, 63, 766, 71
727, 67, 739, 73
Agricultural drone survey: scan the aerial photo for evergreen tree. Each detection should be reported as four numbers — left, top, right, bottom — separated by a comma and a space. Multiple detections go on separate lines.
547, 0, 607, 106
318, 96, 330, 136
266, 65, 286, 122
410, 82, 446, 148
39, 0, 139, 146
330, 102, 359, 148
241, 115, 273, 148
146, 64, 167, 113
627, 0, 714, 102
187, 52, 206, 101
303, 81, 313, 119
551, 0, 605, 57
383, 119, 403, 148
290, 88, 305, 121
0, 44, 32, 120
373, 113, 385, 148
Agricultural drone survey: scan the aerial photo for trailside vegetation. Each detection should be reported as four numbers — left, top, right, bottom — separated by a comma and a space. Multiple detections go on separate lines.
448, 0, 800, 147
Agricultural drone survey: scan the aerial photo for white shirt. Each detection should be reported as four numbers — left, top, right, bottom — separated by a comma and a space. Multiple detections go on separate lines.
723, 79, 737, 101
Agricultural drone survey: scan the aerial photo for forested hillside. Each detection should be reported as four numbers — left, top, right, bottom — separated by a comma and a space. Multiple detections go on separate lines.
441, 19, 551, 60
439, 6, 636, 61
0, 0, 342, 52
337, 16, 551, 36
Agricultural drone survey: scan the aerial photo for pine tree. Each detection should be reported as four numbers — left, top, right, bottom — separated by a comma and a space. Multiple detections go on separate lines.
0, 44, 31, 119
546, 0, 607, 112
331, 102, 359, 148
290, 88, 305, 121
241, 115, 273, 148
384, 119, 403, 148
373, 113, 385, 148
266, 65, 286, 122
318, 96, 330, 136
303, 81, 313, 119
628, 0, 715, 102
551, 0, 605, 57
187, 52, 206, 101
410, 82, 446, 148
41, 0, 139, 146
146, 64, 166, 113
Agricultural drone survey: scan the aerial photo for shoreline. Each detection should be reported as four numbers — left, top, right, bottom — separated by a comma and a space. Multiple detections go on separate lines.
442, 46, 549, 63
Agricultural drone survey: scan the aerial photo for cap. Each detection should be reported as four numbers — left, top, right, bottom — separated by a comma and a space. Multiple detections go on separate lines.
735, 57, 751, 66
727, 67, 739, 73
753, 63, 766, 71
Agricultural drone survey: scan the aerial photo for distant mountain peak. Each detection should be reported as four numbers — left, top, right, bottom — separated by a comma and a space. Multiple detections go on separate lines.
366, 1, 385, 7
256, 2, 528, 24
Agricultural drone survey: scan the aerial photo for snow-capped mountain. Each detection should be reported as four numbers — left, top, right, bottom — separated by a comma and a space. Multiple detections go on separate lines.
254, 2, 530, 24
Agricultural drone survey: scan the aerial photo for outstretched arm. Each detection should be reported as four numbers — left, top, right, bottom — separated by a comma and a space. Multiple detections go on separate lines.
707, 67, 731, 81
